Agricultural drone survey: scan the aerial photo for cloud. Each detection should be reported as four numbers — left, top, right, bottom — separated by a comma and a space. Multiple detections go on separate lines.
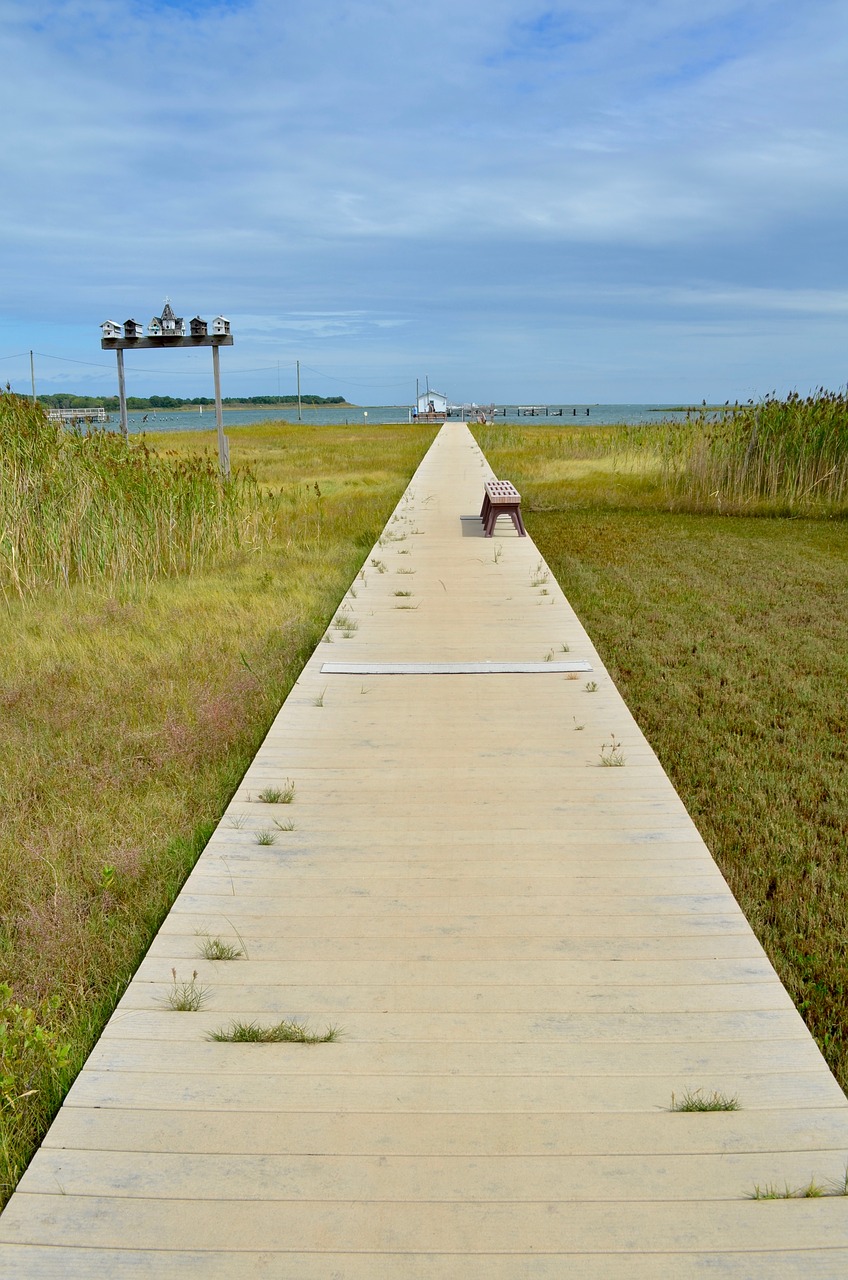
2, 1, 848, 400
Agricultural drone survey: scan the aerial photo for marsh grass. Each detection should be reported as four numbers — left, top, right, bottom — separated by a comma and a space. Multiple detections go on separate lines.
669, 392, 848, 514
475, 391, 848, 517
0, 395, 278, 598
0, 414, 436, 1206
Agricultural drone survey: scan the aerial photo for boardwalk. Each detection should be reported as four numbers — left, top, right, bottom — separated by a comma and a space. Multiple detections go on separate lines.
2, 423, 848, 1275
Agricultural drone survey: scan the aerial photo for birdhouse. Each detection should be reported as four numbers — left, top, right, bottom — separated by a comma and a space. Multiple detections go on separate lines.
190, 316, 208, 337
123, 319, 143, 339
148, 316, 163, 337
212, 315, 230, 336
160, 301, 185, 337
100, 320, 122, 340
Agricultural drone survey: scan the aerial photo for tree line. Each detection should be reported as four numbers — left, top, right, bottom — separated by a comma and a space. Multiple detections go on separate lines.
33, 393, 348, 410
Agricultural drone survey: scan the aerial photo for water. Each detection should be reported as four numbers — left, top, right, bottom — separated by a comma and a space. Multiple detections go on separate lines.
119, 404, 696, 435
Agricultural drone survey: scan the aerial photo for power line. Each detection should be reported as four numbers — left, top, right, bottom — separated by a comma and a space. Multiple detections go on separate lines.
5, 349, 410, 390
298, 362, 410, 388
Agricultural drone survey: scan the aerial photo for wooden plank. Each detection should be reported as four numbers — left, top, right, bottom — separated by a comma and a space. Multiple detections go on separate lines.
19, 1147, 848, 1203
42, 1105, 848, 1157
3, 1245, 848, 1279
4, 1195, 848, 1254
62, 1069, 846, 1112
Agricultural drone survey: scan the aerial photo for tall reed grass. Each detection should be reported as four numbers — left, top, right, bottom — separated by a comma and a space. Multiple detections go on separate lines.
478, 391, 848, 516
669, 391, 848, 514
0, 394, 278, 598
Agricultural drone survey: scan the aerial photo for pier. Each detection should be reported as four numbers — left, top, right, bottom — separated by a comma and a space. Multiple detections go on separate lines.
46, 407, 109, 424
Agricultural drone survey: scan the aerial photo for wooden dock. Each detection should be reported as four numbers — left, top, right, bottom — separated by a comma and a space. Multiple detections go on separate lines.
2, 423, 848, 1275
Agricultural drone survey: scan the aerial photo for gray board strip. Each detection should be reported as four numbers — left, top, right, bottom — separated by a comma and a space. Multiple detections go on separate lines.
321, 661, 594, 675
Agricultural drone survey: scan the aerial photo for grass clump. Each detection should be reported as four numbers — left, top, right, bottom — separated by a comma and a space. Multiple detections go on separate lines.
257, 781, 295, 804
599, 734, 626, 767
208, 1019, 339, 1044
751, 1162, 848, 1199
164, 969, 210, 1012
670, 1088, 739, 1112
751, 1180, 826, 1200
197, 935, 243, 961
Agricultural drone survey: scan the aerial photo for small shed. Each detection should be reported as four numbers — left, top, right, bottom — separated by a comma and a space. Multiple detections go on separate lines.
123, 319, 144, 339
148, 316, 163, 337
190, 316, 208, 337
417, 389, 448, 417
100, 320, 122, 340
212, 315, 230, 336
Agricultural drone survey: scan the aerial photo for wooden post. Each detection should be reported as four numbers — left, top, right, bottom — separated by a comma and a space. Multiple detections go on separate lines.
30, 351, 37, 405
212, 343, 230, 478
296, 359, 302, 421
116, 348, 128, 439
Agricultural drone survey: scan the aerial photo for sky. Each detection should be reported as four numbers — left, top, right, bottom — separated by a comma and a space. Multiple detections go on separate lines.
2, 0, 848, 404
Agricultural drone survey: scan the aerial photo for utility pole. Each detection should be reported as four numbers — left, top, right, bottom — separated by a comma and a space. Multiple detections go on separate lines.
296, 359, 302, 421
30, 351, 36, 404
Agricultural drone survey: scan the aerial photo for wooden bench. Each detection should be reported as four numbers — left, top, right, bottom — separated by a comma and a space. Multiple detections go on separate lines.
480, 479, 527, 537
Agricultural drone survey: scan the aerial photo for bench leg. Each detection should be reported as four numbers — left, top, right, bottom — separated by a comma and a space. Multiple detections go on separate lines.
510, 506, 527, 537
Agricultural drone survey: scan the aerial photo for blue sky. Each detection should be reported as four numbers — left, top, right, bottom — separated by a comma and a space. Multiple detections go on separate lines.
2, 0, 848, 403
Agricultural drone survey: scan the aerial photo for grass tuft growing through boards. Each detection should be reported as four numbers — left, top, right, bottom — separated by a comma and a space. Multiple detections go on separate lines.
208, 1019, 340, 1044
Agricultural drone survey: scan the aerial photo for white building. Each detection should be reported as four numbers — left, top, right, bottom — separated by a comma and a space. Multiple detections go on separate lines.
100, 320, 122, 339
212, 315, 230, 336
417, 389, 448, 416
